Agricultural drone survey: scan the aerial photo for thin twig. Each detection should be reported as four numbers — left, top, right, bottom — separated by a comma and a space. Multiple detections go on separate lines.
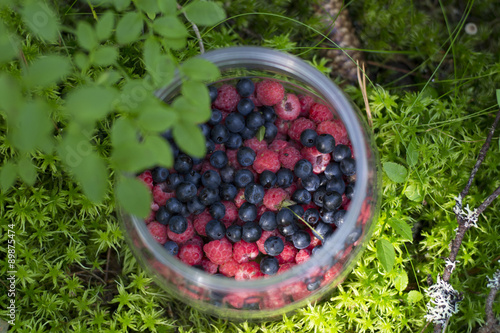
177, 4, 204, 54
356, 60, 373, 127
476, 185, 500, 216
419, 321, 431, 333
104, 247, 111, 282
484, 286, 499, 329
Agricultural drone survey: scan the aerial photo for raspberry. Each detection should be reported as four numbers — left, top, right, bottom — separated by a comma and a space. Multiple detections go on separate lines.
234, 188, 246, 208
224, 291, 261, 309
263, 188, 289, 211
178, 243, 203, 266
256, 80, 285, 106
185, 235, 204, 248
325, 263, 342, 282
268, 139, 289, 152
193, 210, 212, 237
214, 143, 226, 152
235, 261, 264, 280
288, 117, 316, 142
264, 290, 287, 309
151, 202, 160, 211
203, 238, 233, 265
298, 94, 314, 116
221, 201, 238, 225
249, 91, 262, 108
279, 146, 301, 170
233, 240, 259, 263
316, 119, 350, 145
201, 160, 218, 174
213, 84, 240, 112
144, 209, 156, 224
153, 185, 169, 206
257, 204, 268, 219
137, 170, 154, 190
309, 103, 334, 123
147, 222, 168, 244
274, 93, 301, 121
253, 149, 281, 174
277, 262, 296, 274
201, 257, 218, 274
219, 258, 239, 277
284, 181, 298, 196
244, 138, 268, 153
226, 149, 240, 168
167, 219, 195, 244
300, 146, 331, 174
305, 229, 322, 250
256, 230, 285, 255
275, 118, 290, 135
295, 248, 311, 264
276, 242, 298, 264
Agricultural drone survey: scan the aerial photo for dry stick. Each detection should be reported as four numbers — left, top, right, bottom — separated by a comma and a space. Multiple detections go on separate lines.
480, 284, 500, 333
356, 60, 373, 127
178, 4, 204, 54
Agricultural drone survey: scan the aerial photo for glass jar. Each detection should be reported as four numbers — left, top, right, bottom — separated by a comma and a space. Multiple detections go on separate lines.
119, 46, 381, 320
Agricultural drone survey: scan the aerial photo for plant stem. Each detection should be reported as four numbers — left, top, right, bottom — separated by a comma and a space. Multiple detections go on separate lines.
177, 4, 205, 54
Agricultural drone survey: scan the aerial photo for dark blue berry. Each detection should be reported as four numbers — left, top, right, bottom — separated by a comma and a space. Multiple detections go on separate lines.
210, 124, 230, 144
234, 169, 253, 188
226, 225, 242, 243
174, 154, 193, 174
311, 245, 322, 256
312, 186, 327, 207
276, 208, 294, 227
332, 144, 352, 162
345, 182, 355, 200
276, 168, 294, 188
326, 177, 345, 194
220, 165, 235, 183
263, 122, 278, 142
312, 222, 333, 240
209, 109, 223, 126
236, 78, 255, 97
278, 222, 298, 236
180, 203, 190, 217
300, 129, 318, 148
304, 208, 320, 225
241, 221, 262, 242
264, 236, 284, 256
152, 167, 169, 183
208, 85, 217, 102
305, 277, 322, 291
165, 173, 183, 191
175, 182, 197, 202
201, 170, 221, 189
292, 230, 311, 249
289, 204, 304, 219
302, 174, 320, 192
168, 215, 187, 234
199, 123, 211, 138
315, 134, 335, 154
163, 241, 179, 256
169, 140, 179, 158
225, 113, 245, 133
323, 191, 342, 211
294, 159, 313, 179
340, 157, 356, 176
319, 173, 328, 186
259, 170, 277, 188
209, 202, 226, 220
259, 211, 277, 231
225, 133, 243, 149
246, 112, 265, 130
260, 106, 276, 123
210, 151, 228, 169
205, 139, 216, 154
320, 210, 335, 224
165, 198, 183, 214
333, 209, 346, 227
184, 170, 201, 187
240, 126, 258, 140
260, 256, 279, 275
237, 147, 256, 167
324, 162, 342, 180
237, 98, 254, 116
238, 203, 257, 222
198, 187, 219, 206
244, 183, 265, 205
220, 183, 237, 201
206, 220, 226, 240
346, 226, 362, 245
187, 197, 205, 214
292, 189, 311, 204
155, 206, 171, 225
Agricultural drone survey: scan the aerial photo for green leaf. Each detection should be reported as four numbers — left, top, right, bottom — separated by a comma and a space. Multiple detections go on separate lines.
18, 156, 37, 186
21, 0, 60, 42
116, 12, 143, 44
184, 1, 226, 26
256, 126, 266, 141
406, 138, 418, 167
96, 70, 122, 86
72, 152, 108, 203
394, 270, 408, 292
0, 74, 22, 117
74, 52, 90, 71
152, 16, 188, 39
0, 22, 18, 63
388, 218, 413, 242
137, 101, 177, 132
76, 21, 98, 51
111, 117, 137, 146
65, 85, 118, 123
496, 89, 500, 109
143, 38, 175, 86
181, 81, 210, 109
10, 100, 53, 153
96, 11, 115, 41
24, 55, 71, 87
163, 37, 186, 50
111, 142, 156, 173
407, 290, 423, 304
172, 96, 210, 123
157, 0, 176, 15
376, 239, 395, 273
57, 124, 95, 169
0, 160, 17, 190
134, 0, 159, 14
91, 46, 118, 66
404, 183, 423, 202
382, 161, 408, 183
172, 121, 206, 158
181, 57, 219, 81
142, 135, 173, 168
113, 0, 131, 11
115, 176, 151, 218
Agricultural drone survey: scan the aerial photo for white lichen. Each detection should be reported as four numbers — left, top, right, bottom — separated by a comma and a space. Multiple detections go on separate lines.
453, 197, 479, 228
445, 259, 459, 273
424, 275, 463, 325
486, 269, 500, 289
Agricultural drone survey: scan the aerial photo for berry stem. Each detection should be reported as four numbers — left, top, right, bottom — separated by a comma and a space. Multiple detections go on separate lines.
285, 206, 324, 241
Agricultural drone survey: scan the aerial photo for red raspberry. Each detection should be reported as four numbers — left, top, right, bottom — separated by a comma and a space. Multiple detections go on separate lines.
144, 209, 156, 224
309, 103, 334, 123
295, 248, 311, 264
277, 262, 296, 274
213, 84, 240, 112
244, 138, 267, 153
201, 160, 218, 174
268, 139, 289, 152
147, 222, 168, 244
301, 146, 331, 174
235, 261, 264, 280
203, 238, 233, 265
214, 143, 226, 152
151, 202, 160, 211
224, 291, 261, 309
305, 229, 322, 250
201, 257, 218, 274
257, 205, 268, 219
253, 149, 280, 174
316, 119, 350, 145
256, 230, 285, 255
276, 242, 298, 264
193, 210, 212, 237
167, 219, 195, 244
137, 170, 153, 190
298, 94, 314, 116
274, 93, 301, 121
279, 146, 301, 170
221, 201, 238, 225
219, 258, 239, 277
249, 91, 262, 108
220, 110, 231, 121
233, 240, 259, 263
185, 235, 204, 248
275, 118, 290, 135
234, 188, 246, 208
288, 117, 316, 142
264, 290, 287, 309
325, 263, 342, 282
152, 185, 169, 206
226, 149, 240, 168
275, 132, 287, 141
263, 188, 289, 211
178, 243, 203, 266
256, 80, 285, 106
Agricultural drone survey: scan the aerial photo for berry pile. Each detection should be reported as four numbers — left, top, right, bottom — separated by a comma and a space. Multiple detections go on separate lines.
138, 78, 355, 280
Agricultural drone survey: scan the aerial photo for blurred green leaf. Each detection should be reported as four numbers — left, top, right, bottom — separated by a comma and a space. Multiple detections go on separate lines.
74, 52, 90, 71
163, 37, 186, 50
0, 74, 22, 117
182, 80, 210, 109
111, 142, 156, 173
10, 100, 53, 153
404, 183, 423, 203
96, 11, 115, 41
256, 126, 265, 141
113, 0, 131, 11
96, 70, 122, 86
137, 101, 177, 132
143, 38, 175, 87
91, 46, 118, 66
172, 96, 210, 124
407, 290, 423, 304
406, 138, 418, 167
181, 57, 219, 81
143, 135, 173, 168
157, 0, 176, 15
111, 117, 137, 146
115, 176, 151, 218
394, 270, 408, 292
153, 16, 188, 38
382, 162, 407, 183
76, 21, 98, 51
65, 85, 118, 123
116, 12, 143, 44
72, 152, 108, 203
134, 0, 159, 14
0, 22, 18, 63
376, 239, 395, 273
18, 156, 37, 186
496, 89, 500, 109
21, 0, 60, 42
172, 121, 206, 158
0, 160, 17, 191
184, 1, 225, 26
388, 218, 413, 242
24, 55, 71, 88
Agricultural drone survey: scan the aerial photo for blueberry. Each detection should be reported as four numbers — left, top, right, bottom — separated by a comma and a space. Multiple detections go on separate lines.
210, 151, 228, 169
294, 159, 313, 179
155, 206, 171, 225
278, 222, 298, 236
320, 210, 335, 224
305, 277, 322, 291
237, 98, 255, 116
259, 170, 277, 188
340, 157, 356, 176
263, 122, 278, 142
276, 168, 294, 188
304, 208, 320, 225
332, 144, 352, 162
209, 202, 226, 220
208, 85, 218, 102
292, 189, 311, 204
300, 129, 318, 148
220, 165, 235, 183
234, 169, 254, 188
289, 204, 304, 219
326, 177, 345, 194
311, 245, 322, 256
259, 211, 277, 231
264, 236, 284, 256
319, 173, 328, 186
226, 224, 242, 243
220, 183, 237, 201
225, 133, 243, 149
187, 197, 205, 214
312, 222, 333, 240
168, 215, 187, 234
201, 170, 221, 189
209, 109, 223, 126
236, 78, 254, 97
198, 187, 220, 206
323, 192, 342, 211
184, 170, 201, 187
246, 111, 265, 130
165, 198, 183, 214
244, 183, 265, 205
152, 167, 169, 183
199, 123, 211, 138
210, 124, 230, 144
169, 140, 179, 158
180, 203, 190, 217
333, 209, 346, 227
345, 182, 355, 200
237, 147, 256, 167
313, 186, 327, 207
163, 241, 179, 256
205, 220, 226, 240
241, 221, 262, 242
324, 162, 342, 180
345, 226, 362, 245
260, 256, 279, 275
175, 182, 197, 202
260, 106, 276, 123
292, 230, 311, 249
315, 134, 336, 154
238, 203, 258, 222
174, 154, 193, 174
302, 174, 320, 192
240, 126, 258, 140
165, 173, 183, 191
276, 208, 294, 227
225, 112, 246, 133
